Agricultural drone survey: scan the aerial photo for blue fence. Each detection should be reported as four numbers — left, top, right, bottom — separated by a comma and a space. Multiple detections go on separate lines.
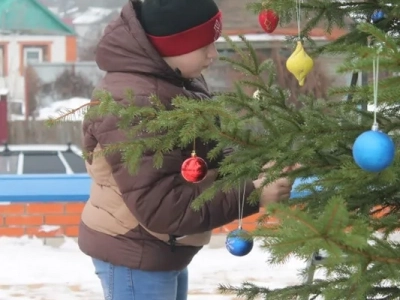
0, 175, 314, 202
0, 174, 92, 202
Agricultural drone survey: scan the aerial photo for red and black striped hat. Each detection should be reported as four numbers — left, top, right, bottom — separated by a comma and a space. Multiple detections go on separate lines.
139, 0, 222, 57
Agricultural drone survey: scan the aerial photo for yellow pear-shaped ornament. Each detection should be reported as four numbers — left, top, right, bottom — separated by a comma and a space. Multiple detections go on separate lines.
286, 41, 314, 86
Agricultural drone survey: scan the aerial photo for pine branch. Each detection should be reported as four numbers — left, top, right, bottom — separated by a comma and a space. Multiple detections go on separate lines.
44, 3, 400, 298
45, 101, 98, 127
261, 199, 400, 265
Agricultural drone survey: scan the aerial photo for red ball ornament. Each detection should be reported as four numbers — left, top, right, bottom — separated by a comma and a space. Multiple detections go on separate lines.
181, 151, 208, 183
258, 9, 279, 33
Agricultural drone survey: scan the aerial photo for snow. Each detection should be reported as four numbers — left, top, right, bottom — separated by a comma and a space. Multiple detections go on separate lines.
368, 103, 400, 112
9, 97, 90, 121
72, 7, 116, 25
36, 97, 90, 121
38, 225, 61, 233
0, 236, 308, 300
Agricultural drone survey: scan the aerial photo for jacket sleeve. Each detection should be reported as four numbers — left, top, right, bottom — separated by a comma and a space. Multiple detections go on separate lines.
85, 108, 259, 236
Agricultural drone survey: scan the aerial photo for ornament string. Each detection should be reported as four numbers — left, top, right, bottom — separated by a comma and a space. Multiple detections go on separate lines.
372, 47, 381, 131
192, 139, 196, 155
237, 182, 247, 230
296, 0, 302, 39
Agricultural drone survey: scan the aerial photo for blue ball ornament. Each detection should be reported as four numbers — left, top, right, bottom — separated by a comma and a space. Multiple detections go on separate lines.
352, 130, 395, 172
371, 9, 385, 23
225, 229, 253, 257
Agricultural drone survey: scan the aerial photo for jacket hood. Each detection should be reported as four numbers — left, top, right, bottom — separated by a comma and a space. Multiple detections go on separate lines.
95, 0, 183, 83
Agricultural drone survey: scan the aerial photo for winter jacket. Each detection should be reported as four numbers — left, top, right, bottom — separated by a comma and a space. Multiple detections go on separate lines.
78, 0, 259, 271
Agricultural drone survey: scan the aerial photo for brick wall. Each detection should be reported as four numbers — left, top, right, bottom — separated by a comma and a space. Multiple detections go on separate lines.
1, 202, 389, 238
0, 202, 84, 237
0, 202, 268, 238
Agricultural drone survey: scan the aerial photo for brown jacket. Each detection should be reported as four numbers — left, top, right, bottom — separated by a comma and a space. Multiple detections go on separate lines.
78, 0, 259, 271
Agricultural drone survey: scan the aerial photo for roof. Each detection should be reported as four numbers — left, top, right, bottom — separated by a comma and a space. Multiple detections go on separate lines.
0, 144, 86, 175
0, 0, 75, 35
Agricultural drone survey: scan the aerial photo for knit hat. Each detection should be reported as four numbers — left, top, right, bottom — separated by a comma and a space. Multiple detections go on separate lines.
139, 0, 222, 57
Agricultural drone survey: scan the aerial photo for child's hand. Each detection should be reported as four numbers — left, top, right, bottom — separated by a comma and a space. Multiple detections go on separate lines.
258, 162, 302, 179
254, 162, 301, 206
253, 176, 293, 206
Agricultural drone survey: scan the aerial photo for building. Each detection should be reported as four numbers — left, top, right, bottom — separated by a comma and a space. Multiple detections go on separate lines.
0, 0, 77, 103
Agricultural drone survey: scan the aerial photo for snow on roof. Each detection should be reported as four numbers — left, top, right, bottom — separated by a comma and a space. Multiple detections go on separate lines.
48, 6, 79, 17
72, 7, 116, 25
47, 6, 58, 15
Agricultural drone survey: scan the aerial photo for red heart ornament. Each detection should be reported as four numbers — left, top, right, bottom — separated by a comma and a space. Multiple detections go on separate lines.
258, 9, 279, 33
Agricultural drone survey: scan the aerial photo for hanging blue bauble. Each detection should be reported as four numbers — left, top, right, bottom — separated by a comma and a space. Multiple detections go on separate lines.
225, 229, 253, 257
371, 9, 385, 23
352, 130, 395, 172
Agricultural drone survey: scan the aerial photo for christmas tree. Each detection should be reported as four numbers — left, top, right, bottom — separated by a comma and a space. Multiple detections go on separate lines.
49, 0, 400, 299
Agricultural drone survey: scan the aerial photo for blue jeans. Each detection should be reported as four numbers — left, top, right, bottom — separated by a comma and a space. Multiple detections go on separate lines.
92, 258, 188, 300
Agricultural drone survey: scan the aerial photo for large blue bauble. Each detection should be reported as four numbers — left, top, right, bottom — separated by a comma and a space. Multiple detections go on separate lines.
352, 130, 395, 172
225, 229, 253, 257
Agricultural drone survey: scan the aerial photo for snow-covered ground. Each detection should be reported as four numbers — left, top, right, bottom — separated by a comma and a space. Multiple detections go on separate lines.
0, 236, 308, 300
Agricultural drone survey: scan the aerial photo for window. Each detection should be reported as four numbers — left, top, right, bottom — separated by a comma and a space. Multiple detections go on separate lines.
8, 101, 23, 115
19, 42, 51, 75
23, 47, 43, 66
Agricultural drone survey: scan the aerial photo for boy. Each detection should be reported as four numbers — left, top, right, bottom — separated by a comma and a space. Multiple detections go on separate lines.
79, 0, 294, 299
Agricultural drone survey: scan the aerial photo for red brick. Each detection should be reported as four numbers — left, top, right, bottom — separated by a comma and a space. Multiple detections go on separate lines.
26, 226, 64, 237
64, 203, 85, 214
64, 225, 80, 237
220, 221, 240, 233
212, 227, 222, 234
0, 216, 3, 226
6, 215, 43, 226
0, 227, 25, 236
372, 205, 391, 218
240, 223, 257, 231
242, 213, 262, 224
45, 215, 81, 225
0, 204, 25, 214
26, 203, 64, 214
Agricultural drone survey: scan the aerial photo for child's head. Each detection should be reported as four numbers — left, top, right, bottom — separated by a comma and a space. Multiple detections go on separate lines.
139, 0, 221, 78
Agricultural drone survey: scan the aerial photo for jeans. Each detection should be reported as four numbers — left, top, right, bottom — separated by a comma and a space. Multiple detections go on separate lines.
92, 258, 189, 300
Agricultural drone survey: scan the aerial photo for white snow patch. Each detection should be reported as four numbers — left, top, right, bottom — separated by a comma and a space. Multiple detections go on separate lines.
0, 236, 308, 300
